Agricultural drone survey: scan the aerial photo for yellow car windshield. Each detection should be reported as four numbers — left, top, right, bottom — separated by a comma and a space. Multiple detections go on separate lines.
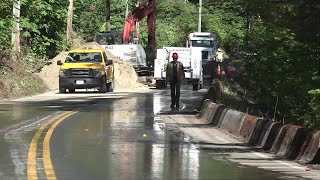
66, 52, 102, 63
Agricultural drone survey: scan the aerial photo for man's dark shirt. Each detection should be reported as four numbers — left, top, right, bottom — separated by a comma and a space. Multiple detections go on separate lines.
172, 62, 178, 82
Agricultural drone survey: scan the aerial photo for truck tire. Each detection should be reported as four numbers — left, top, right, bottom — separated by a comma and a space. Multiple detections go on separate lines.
193, 84, 199, 91
69, 89, 75, 93
59, 87, 66, 93
99, 76, 107, 93
107, 78, 114, 92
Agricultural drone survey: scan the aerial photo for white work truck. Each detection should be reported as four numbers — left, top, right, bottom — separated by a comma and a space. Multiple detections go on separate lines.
154, 32, 218, 90
96, 32, 149, 75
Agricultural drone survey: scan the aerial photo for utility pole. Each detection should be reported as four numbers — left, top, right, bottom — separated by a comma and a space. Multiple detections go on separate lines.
67, 0, 74, 42
106, 0, 111, 31
11, 0, 20, 61
198, 0, 202, 32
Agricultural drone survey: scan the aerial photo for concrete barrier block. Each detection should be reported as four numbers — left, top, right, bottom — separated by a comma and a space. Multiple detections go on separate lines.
206, 103, 224, 125
297, 131, 313, 161
220, 109, 246, 135
239, 115, 258, 143
247, 119, 270, 146
260, 122, 283, 151
212, 106, 228, 127
270, 124, 293, 153
197, 99, 212, 120
286, 127, 309, 159
197, 101, 223, 124
276, 126, 300, 157
257, 120, 273, 146
299, 130, 320, 164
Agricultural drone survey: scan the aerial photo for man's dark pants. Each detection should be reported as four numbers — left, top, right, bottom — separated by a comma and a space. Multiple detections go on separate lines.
170, 81, 181, 108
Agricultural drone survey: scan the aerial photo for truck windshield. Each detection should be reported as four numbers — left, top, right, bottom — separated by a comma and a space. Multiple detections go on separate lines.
65, 53, 102, 63
96, 32, 123, 45
191, 40, 213, 48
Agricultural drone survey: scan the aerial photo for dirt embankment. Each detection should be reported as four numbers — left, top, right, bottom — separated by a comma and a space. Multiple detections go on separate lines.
0, 53, 47, 100
37, 42, 146, 91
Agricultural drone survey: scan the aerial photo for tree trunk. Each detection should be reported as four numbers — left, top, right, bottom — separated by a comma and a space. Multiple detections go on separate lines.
67, 0, 74, 42
106, 0, 111, 31
11, 0, 20, 62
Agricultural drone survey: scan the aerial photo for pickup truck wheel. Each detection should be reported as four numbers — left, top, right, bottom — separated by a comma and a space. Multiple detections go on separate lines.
107, 78, 114, 92
69, 89, 75, 93
99, 76, 107, 93
59, 87, 66, 93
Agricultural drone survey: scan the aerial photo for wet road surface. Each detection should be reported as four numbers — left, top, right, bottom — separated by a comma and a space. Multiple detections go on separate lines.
0, 87, 293, 179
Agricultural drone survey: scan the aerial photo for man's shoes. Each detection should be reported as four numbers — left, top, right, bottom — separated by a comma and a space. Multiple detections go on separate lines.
175, 104, 179, 109
170, 104, 175, 108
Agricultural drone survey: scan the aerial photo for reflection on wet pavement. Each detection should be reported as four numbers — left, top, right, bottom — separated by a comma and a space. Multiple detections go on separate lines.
50, 91, 282, 180
0, 89, 285, 179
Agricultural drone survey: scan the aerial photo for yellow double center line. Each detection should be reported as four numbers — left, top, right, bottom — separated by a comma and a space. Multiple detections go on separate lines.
28, 111, 78, 180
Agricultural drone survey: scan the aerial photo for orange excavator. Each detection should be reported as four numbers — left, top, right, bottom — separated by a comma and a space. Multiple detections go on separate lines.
123, 0, 157, 52
96, 0, 156, 74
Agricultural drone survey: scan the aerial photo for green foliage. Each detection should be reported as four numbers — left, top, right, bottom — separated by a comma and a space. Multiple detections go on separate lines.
20, 0, 68, 58
307, 89, 320, 128
227, 0, 320, 128
0, 0, 13, 50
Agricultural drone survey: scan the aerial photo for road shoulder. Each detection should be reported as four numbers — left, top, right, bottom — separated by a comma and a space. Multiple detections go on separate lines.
159, 114, 320, 180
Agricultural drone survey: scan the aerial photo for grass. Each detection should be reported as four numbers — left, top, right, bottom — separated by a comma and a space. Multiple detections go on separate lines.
0, 67, 48, 100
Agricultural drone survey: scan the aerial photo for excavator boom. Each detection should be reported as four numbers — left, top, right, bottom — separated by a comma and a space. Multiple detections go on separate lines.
123, 0, 156, 51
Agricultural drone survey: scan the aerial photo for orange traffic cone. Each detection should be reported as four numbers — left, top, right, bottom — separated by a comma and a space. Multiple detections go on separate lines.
217, 65, 221, 76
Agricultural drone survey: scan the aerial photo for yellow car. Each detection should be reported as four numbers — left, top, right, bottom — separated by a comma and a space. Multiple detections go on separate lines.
57, 48, 114, 93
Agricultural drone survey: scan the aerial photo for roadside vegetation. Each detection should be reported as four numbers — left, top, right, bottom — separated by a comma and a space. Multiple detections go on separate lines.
1, 0, 320, 128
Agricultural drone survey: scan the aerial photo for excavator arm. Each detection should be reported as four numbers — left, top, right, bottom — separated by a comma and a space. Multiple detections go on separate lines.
123, 0, 157, 51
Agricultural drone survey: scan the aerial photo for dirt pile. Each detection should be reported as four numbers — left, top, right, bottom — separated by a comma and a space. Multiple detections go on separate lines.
37, 51, 67, 90
37, 42, 145, 91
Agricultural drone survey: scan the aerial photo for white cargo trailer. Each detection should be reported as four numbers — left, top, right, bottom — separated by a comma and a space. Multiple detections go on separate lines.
154, 32, 218, 90
154, 47, 203, 90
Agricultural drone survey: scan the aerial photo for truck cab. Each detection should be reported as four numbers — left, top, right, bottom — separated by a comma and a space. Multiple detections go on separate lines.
57, 48, 114, 93
187, 32, 218, 62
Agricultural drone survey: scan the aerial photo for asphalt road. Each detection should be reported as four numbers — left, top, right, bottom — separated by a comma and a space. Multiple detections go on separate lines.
0, 87, 301, 180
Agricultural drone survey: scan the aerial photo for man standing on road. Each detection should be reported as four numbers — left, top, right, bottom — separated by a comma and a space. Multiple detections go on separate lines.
215, 48, 224, 78
215, 48, 224, 63
166, 52, 185, 109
